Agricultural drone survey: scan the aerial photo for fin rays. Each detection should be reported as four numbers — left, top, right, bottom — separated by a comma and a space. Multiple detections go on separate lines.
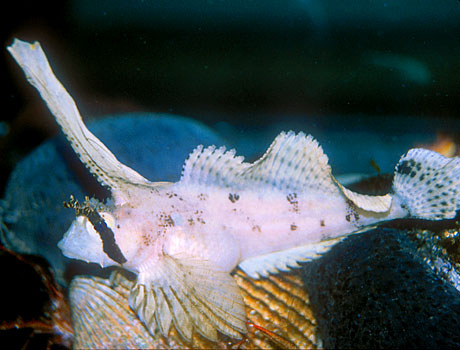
7, 39, 153, 199
179, 131, 392, 212
393, 148, 460, 219
130, 255, 246, 342
179, 131, 339, 195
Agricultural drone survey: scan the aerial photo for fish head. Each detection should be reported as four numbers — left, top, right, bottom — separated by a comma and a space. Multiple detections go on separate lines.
58, 212, 119, 268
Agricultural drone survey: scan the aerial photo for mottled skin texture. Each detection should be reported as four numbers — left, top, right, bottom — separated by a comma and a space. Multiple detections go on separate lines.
107, 183, 408, 277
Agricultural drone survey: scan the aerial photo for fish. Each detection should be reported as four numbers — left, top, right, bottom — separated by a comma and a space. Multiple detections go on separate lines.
8, 38, 460, 342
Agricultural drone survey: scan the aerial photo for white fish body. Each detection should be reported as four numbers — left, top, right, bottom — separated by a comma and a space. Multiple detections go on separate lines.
8, 39, 460, 342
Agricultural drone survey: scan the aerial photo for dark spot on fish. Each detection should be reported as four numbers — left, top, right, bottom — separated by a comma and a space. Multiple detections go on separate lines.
188, 218, 194, 226
228, 193, 240, 203
197, 217, 206, 224
410, 171, 416, 178
142, 232, 152, 246
252, 225, 261, 233
320, 220, 325, 227
396, 160, 413, 175
166, 215, 175, 226
197, 193, 208, 201
346, 214, 351, 222
290, 224, 297, 231
287, 193, 299, 213
117, 224, 120, 229
286, 193, 297, 203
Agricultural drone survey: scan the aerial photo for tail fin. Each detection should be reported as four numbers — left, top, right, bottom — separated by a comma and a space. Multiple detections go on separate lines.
393, 148, 460, 220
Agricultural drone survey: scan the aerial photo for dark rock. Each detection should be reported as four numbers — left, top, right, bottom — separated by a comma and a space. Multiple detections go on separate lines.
301, 228, 460, 348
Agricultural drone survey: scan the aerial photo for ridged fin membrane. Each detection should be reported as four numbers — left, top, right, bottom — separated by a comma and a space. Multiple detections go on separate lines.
7, 39, 153, 198
180, 131, 338, 194
129, 254, 247, 341
239, 236, 347, 278
70, 276, 158, 349
180, 131, 392, 212
393, 148, 460, 219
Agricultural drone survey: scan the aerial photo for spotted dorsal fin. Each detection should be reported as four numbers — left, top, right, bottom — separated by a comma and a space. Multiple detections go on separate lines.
7, 39, 153, 201
180, 145, 249, 188
180, 131, 338, 194
179, 131, 392, 212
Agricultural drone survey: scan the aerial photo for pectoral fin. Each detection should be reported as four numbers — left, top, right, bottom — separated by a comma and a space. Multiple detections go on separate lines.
129, 254, 247, 342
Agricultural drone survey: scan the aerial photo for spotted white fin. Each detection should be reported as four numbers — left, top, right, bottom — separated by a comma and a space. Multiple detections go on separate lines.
180, 131, 391, 212
393, 148, 460, 219
129, 254, 247, 342
7, 39, 152, 196
239, 236, 346, 278
181, 131, 338, 194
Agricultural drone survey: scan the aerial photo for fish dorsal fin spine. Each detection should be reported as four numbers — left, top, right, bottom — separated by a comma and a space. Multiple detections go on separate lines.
241, 131, 338, 193
180, 131, 339, 194
179, 131, 392, 212
7, 39, 153, 199
180, 145, 247, 187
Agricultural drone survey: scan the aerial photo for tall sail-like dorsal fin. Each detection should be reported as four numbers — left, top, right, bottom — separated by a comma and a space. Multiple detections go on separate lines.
7, 39, 153, 199
180, 131, 339, 194
179, 131, 392, 212
241, 131, 340, 194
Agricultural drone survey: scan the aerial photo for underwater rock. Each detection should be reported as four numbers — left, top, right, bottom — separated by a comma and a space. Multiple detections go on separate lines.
410, 227, 460, 293
301, 227, 460, 349
0, 113, 226, 284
